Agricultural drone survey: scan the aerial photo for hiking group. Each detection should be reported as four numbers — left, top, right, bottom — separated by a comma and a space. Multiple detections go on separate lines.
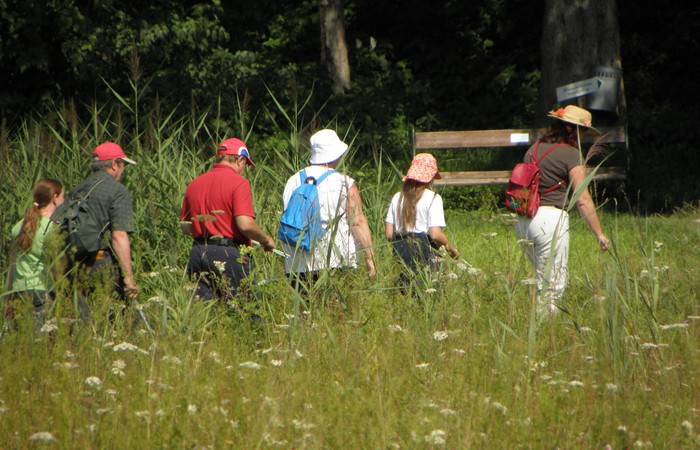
3, 105, 610, 332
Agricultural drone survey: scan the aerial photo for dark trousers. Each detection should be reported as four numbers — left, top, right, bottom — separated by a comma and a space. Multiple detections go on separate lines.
4, 290, 54, 332
392, 233, 439, 285
187, 243, 252, 301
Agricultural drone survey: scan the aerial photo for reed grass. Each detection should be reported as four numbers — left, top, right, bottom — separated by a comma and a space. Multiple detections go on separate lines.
1, 97, 699, 448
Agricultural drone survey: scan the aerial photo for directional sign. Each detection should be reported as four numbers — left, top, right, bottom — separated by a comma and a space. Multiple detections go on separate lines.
556, 77, 603, 102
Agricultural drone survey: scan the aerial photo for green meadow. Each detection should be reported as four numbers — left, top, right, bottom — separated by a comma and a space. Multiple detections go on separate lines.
1, 105, 699, 449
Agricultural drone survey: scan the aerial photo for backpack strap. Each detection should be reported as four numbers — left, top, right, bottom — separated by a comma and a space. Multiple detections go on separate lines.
299, 169, 335, 185
530, 141, 568, 193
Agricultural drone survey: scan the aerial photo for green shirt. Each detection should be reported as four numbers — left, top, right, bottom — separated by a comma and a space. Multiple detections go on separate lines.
11, 216, 59, 293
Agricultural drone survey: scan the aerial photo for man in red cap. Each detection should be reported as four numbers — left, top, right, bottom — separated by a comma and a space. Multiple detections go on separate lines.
180, 137, 276, 300
56, 141, 139, 313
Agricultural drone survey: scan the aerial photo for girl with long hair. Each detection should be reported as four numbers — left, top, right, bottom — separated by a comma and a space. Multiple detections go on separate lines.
4, 178, 64, 328
385, 153, 460, 286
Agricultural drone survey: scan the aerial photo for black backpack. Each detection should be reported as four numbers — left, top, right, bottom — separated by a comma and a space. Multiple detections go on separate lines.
53, 180, 107, 258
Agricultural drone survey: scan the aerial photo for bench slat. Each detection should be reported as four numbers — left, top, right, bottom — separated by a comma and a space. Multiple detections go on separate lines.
415, 125, 626, 150
433, 166, 627, 187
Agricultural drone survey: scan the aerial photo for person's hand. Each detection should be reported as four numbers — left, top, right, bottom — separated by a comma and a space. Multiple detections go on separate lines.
597, 234, 611, 252
366, 259, 377, 277
449, 246, 461, 260
124, 276, 139, 300
261, 237, 276, 253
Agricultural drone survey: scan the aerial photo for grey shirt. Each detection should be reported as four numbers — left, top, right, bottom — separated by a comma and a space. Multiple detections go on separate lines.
523, 142, 582, 209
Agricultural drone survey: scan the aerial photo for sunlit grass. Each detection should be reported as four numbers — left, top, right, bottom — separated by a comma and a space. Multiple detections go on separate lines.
1, 99, 699, 448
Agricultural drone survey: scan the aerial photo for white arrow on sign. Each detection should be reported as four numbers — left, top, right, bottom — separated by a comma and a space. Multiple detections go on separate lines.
556, 77, 603, 102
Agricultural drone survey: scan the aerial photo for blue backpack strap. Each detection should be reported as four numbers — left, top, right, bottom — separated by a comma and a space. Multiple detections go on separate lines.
315, 169, 335, 185
299, 169, 307, 184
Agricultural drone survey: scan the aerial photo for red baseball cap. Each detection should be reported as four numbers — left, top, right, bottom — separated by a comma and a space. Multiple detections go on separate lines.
217, 138, 255, 167
93, 142, 137, 165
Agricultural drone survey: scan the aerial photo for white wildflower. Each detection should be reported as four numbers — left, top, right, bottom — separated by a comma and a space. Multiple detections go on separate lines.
113, 342, 148, 355
213, 260, 226, 273
579, 326, 592, 333
641, 343, 659, 349
682, 420, 693, 434
659, 323, 689, 330
447, 272, 458, 280
135, 411, 150, 419
292, 419, 316, 430
688, 316, 700, 320
433, 331, 449, 341
456, 263, 468, 271
415, 363, 431, 369
146, 271, 159, 278
481, 232, 497, 237
491, 402, 508, 415
425, 429, 446, 446
467, 267, 481, 276
654, 241, 663, 252
295, 350, 304, 358
618, 425, 628, 433
96, 408, 111, 415
112, 359, 126, 370
605, 383, 620, 392
40, 320, 58, 333
639, 269, 650, 278
187, 404, 197, 414
388, 324, 403, 332
453, 348, 466, 355
148, 296, 162, 303
209, 352, 223, 364
270, 359, 283, 367
84, 377, 102, 389
440, 408, 457, 416
239, 361, 262, 370
276, 324, 289, 330
424, 288, 437, 294
569, 380, 584, 387
168, 266, 180, 273
29, 432, 55, 442
161, 355, 182, 365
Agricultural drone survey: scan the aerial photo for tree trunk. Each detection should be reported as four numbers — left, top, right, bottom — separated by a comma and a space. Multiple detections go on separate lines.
319, 0, 351, 94
537, 0, 626, 126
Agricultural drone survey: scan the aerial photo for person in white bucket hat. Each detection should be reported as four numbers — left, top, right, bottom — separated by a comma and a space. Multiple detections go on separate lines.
281, 129, 376, 291
514, 105, 610, 317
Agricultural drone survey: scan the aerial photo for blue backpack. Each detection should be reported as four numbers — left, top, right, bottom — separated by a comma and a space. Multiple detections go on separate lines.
278, 169, 335, 251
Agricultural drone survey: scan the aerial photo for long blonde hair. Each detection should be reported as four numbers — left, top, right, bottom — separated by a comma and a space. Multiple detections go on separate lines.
398, 180, 430, 232
16, 178, 63, 251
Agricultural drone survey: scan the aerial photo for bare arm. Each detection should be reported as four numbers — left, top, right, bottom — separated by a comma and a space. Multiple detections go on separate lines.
569, 166, 610, 251
235, 216, 276, 252
384, 222, 395, 241
428, 226, 460, 259
111, 230, 138, 299
347, 184, 376, 276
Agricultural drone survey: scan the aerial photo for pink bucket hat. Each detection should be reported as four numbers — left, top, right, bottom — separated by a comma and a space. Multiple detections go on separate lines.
217, 138, 255, 167
93, 142, 137, 165
403, 153, 441, 183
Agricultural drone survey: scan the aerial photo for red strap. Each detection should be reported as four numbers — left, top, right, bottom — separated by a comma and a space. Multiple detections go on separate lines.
529, 141, 567, 192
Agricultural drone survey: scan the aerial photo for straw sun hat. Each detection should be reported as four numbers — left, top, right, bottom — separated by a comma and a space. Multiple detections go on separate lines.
547, 105, 599, 133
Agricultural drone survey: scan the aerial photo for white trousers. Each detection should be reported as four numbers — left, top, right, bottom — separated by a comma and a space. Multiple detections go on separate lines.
515, 206, 570, 314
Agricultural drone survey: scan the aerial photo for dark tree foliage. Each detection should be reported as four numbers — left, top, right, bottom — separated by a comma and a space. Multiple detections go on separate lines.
0, 0, 698, 211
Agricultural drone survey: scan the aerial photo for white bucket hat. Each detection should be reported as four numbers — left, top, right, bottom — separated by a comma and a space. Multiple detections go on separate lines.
309, 129, 349, 164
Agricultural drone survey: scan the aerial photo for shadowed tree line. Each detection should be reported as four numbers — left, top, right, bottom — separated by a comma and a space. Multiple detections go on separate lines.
0, 0, 698, 212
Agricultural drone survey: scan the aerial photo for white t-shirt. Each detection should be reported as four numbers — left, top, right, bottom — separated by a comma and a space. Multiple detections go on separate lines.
385, 189, 446, 234
281, 166, 357, 273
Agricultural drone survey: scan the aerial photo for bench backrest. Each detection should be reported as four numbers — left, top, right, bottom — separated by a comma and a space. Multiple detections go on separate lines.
413, 125, 628, 186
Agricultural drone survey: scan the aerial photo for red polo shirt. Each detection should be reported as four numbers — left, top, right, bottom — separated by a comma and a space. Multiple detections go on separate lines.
180, 164, 256, 243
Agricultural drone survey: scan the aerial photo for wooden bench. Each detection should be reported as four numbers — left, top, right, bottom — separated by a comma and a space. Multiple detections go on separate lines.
412, 125, 628, 187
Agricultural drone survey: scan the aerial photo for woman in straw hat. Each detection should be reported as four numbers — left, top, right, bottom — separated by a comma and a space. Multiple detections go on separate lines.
385, 153, 460, 286
515, 105, 610, 316
281, 129, 376, 290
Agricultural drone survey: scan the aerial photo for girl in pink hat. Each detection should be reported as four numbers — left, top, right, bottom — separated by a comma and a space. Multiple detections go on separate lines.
385, 153, 460, 287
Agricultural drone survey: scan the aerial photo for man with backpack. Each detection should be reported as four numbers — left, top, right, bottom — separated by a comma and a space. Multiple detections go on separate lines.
280, 129, 375, 290
56, 141, 139, 304
180, 138, 276, 301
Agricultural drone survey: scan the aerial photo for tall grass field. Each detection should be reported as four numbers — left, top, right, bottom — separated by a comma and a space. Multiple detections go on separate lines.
1, 102, 699, 449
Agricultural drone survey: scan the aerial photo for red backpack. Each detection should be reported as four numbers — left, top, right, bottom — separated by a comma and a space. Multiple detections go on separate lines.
505, 141, 566, 218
